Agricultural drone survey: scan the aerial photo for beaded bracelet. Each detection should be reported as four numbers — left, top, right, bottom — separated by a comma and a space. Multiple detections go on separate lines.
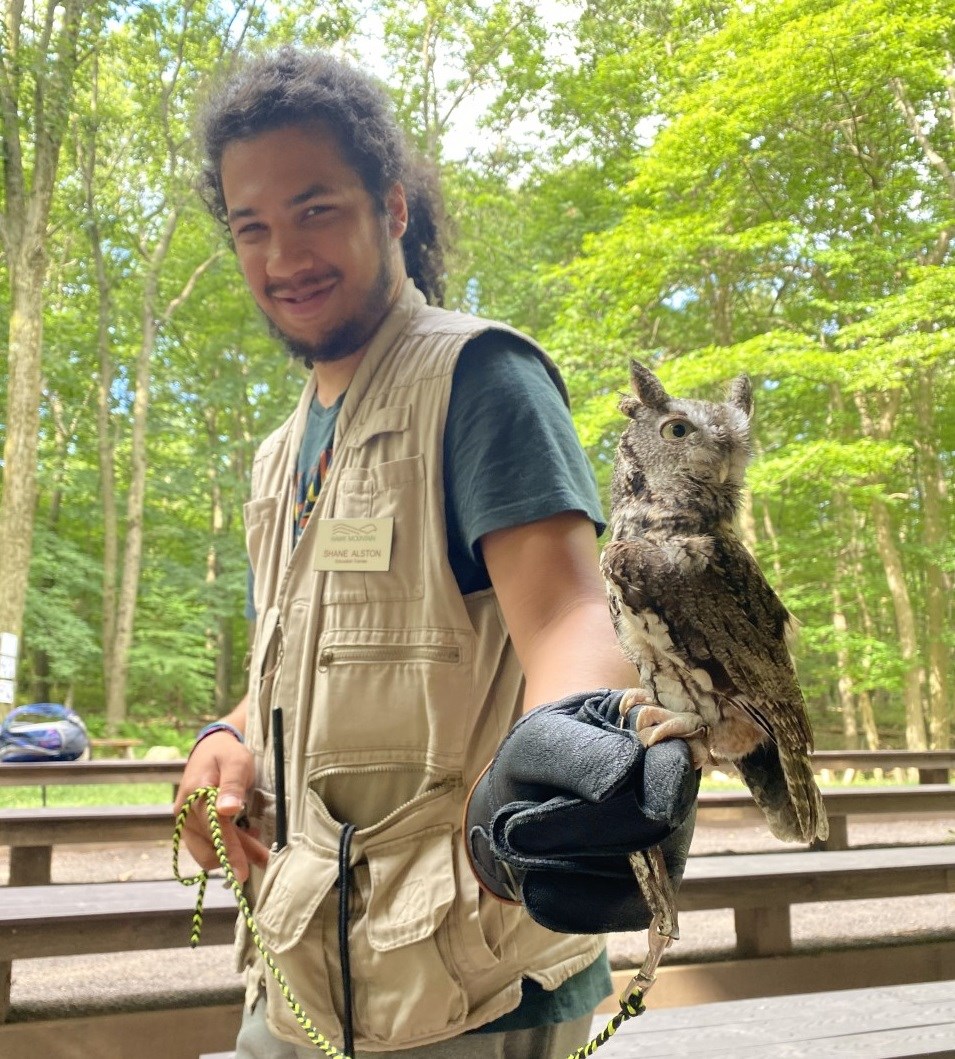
193, 720, 245, 750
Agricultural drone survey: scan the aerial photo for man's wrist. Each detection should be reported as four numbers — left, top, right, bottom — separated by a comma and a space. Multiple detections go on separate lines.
192, 721, 245, 752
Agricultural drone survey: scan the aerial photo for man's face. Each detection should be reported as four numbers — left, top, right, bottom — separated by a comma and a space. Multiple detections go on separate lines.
221, 122, 407, 365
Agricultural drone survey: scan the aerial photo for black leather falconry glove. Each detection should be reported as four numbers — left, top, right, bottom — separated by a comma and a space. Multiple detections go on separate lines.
465, 688, 699, 934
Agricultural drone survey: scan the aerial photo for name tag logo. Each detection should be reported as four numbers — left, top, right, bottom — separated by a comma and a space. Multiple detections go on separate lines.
314, 518, 394, 572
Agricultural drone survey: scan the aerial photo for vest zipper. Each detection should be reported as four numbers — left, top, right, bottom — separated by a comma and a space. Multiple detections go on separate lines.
317, 643, 461, 671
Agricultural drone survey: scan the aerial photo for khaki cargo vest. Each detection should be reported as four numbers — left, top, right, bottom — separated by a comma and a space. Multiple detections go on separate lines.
240, 280, 603, 1051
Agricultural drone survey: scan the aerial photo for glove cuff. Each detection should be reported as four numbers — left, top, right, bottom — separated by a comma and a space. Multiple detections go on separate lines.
463, 761, 524, 906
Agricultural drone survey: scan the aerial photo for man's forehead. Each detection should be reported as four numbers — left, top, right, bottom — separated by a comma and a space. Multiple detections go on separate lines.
220, 123, 364, 214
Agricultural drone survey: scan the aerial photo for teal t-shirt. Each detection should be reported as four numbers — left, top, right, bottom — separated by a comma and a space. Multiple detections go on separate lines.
246, 331, 612, 1026
294, 391, 343, 543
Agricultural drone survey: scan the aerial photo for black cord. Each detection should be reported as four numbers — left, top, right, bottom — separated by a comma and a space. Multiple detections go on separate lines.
337, 822, 357, 1058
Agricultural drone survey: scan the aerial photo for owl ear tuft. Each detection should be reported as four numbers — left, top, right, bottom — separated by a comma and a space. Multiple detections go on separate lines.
629, 359, 671, 411
728, 374, 753, 418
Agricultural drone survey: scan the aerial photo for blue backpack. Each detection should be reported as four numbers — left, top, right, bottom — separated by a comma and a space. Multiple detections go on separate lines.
0, 703, 90, 762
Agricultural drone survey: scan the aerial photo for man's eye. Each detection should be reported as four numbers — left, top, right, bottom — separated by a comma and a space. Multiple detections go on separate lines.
660, 418, 695, 440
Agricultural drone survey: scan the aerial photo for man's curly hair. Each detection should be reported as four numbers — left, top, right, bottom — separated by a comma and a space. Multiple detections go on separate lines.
197, 47, 446, 306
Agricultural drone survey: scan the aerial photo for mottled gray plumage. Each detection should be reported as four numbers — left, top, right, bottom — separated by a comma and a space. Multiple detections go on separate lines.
601, 360, 827, 847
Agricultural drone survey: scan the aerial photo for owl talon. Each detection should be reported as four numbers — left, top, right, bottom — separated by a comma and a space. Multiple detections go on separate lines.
618, 687, 653, 726
635, 706, 710, 767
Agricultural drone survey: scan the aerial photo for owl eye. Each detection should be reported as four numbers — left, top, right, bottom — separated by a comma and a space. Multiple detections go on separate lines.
660, 417, 696, 441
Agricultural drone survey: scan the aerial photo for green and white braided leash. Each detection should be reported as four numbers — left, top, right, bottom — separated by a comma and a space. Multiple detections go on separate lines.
173, 786, 348, 1056
173, 785, 651, 1059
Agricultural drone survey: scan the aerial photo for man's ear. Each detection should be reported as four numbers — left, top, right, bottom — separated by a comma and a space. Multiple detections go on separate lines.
387, 182, 408, 238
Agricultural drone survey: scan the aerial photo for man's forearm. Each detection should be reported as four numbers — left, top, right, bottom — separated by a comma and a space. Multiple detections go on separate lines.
520, 600, 638, 713
222, 692, 249, 735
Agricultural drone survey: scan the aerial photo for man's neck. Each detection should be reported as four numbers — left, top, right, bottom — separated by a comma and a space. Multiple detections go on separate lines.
312, 348, 366, 409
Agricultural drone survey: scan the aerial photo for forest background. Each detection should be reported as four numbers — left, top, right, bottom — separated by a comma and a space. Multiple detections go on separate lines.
0, 0, 951, 753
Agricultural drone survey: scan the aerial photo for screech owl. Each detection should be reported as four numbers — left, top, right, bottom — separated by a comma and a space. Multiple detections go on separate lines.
600, 360, 828, 849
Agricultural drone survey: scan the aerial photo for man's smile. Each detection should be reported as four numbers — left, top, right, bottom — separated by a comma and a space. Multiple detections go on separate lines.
269, 279, 338, 316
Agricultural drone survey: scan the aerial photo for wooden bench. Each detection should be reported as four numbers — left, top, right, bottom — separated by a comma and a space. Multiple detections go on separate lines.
195, 980, 955, 1059
3, 846, 952, 1018
1, 783, 950, 891
602, 843, 955, 1009
697, 783, 954, 850
0, 804, 174, 885
599, 979, 955, 1057
0, 759, 186, 787
0, 750, 948, 803
0, 758, 187, 805
0, 872, 241, 1046
677, 843, 955, 957
810, 749, 955, 785
0, 877, 238, 968
89, 737, 144, 759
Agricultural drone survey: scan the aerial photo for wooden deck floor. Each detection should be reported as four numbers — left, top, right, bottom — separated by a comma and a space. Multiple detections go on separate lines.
590, 979, 955, 1058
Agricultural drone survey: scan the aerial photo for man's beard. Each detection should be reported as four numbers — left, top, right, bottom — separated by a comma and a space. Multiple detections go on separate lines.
266, 250, 395, 370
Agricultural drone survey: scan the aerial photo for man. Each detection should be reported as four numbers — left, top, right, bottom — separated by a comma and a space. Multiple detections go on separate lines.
175, 47, 696, 1059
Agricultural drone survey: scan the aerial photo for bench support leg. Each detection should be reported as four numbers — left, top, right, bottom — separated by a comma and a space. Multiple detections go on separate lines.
0, 960, 9, 1022
9, 847, 53, 887
735, 905, 791, 957
811, 814, 848, 852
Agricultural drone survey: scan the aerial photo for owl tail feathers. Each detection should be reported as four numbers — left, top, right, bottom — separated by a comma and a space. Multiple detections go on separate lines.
736, 741, 829, 844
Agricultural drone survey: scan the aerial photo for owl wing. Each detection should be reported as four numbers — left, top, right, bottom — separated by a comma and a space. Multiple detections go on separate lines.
602, 535, 809, 750
602, 536, 826, 842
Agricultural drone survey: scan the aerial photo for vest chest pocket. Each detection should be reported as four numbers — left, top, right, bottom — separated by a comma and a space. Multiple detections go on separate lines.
244, 495, 281, 615
322, 454, 425, 604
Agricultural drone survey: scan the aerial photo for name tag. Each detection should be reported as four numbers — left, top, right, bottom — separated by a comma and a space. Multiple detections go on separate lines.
314, 518, 394, 572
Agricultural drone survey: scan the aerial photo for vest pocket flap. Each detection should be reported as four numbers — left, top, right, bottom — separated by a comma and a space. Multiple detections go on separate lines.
365, 825, 455, 952
348, 404, 410, 448
253, 842, 338, 955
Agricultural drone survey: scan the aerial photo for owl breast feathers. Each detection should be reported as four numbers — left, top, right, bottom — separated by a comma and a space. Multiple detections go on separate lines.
600, 360, 827, 844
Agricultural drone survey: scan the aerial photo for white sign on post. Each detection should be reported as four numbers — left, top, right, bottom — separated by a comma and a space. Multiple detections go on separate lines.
0, 632, 19, 707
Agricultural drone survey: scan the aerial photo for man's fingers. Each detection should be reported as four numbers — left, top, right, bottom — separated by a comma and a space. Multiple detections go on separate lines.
215, 757, 255, 817
238, 830, 271, 870
217, 821, 270, 882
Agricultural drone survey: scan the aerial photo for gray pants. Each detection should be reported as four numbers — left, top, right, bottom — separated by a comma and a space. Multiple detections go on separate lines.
235, 996, 596, 1059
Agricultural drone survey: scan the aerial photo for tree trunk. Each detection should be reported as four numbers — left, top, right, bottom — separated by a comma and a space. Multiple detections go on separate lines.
850, 522, 881, 751
759, 502, 784, 585
31, 389, 71, 703
738, 487, 759, 555
828, 430, 858, 748
104, 277, 159, 729
831, 581, 858, 749
870, 497, 927, 749
80, 85, 121, 703
205, 403, 233, 715
95, 256, 119, 695
914, 371, 951, 749
103, 214, 213, 726
0, 0, 94, 710
0, 263, 45, 665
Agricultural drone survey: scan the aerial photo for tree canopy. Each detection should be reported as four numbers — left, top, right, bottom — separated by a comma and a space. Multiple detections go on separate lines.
0, 0, 951, 749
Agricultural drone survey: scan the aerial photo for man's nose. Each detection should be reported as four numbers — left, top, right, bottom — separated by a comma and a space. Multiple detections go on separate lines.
266, 231, 315, 278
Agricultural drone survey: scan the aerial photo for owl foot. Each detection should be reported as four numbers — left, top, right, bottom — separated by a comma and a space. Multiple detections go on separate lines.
627, 845, 679, 941
618, 687, 654, 726
635, 705, 710, 769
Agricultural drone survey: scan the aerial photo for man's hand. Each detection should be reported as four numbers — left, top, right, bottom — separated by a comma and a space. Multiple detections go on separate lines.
464, 688, 699, 934
174, 729, 270, 883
